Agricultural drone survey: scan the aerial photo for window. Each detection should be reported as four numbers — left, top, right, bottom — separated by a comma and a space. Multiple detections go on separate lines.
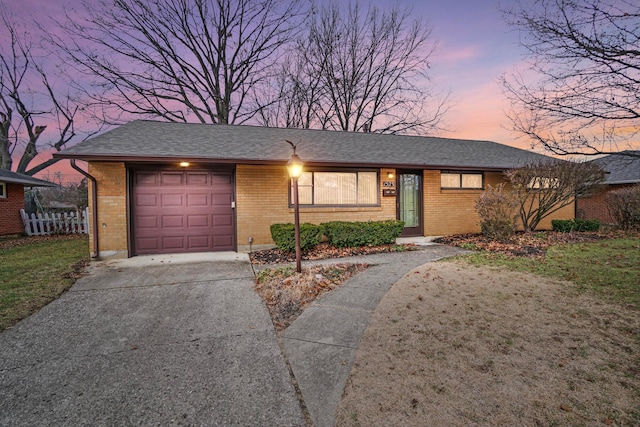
0, 182, 6, 198
292, 170, 379, 206
527, 177, 558, 189
440, 172, 483, 189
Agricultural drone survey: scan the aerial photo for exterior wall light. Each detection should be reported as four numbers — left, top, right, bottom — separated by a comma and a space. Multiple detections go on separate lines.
286, 140, 304, 273
387, 171, 395, 179
179, 162, 190, 167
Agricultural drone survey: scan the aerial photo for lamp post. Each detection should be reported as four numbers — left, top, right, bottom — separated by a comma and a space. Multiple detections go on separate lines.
286, 140, 303, 273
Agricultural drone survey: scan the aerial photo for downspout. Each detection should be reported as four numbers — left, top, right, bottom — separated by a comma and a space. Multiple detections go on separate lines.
70, 159, 99, 259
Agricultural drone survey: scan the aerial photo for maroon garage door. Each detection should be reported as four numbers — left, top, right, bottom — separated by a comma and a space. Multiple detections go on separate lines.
132, 169, 235, 255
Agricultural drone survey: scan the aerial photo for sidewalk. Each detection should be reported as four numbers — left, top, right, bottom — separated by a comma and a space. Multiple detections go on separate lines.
277, 245, 467, 427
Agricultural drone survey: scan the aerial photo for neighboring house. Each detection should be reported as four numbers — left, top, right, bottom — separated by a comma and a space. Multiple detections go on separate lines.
54, 120, 575, 258
0, 170, 57, 236
576, 151, 640, 224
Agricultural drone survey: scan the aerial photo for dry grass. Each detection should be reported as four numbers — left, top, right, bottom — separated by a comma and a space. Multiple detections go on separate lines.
336, 261, 639, 427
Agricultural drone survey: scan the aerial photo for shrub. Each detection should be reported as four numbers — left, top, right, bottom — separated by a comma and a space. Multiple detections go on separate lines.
551, 219, 601, 232
607, 185, 640, 230
270, 223, 323, 252
475, 184, 520, 241
322, 220, 404, 248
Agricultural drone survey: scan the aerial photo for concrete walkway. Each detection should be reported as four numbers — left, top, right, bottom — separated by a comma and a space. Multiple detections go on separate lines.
1, 244, 466, 427
279, 245, 467, 427
0, 253, 304, 426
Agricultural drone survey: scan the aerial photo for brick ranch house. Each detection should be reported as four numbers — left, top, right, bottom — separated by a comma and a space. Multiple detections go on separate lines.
54, 120, 574, 259
0, 169, 56, 236
576, 151, 640, 224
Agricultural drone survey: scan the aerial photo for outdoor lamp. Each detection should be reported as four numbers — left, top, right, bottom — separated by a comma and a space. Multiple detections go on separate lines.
287, 152, 303, 179
286, 140, 304, 273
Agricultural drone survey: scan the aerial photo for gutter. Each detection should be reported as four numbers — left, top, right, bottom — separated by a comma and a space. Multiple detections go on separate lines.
69, 159, 99, 259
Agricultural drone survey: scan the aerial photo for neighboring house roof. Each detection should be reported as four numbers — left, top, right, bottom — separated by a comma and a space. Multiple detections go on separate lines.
0, 169, 57, 187
591, 151, 640, 185
55, 120, 554, 170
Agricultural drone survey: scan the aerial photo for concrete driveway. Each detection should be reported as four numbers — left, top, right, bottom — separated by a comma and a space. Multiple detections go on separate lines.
0, 253, 304, 426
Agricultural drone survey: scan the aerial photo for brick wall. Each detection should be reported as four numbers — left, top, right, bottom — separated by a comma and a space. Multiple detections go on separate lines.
235, 165, 397, 247
423, 170, 574, 235
88, 162, 579, 256
88, 162, 128, 257
0, 183, 26, 236
576, 184, 633, 224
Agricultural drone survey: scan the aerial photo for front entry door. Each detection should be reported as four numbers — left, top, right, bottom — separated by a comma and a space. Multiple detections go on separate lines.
397, 171, 423, 237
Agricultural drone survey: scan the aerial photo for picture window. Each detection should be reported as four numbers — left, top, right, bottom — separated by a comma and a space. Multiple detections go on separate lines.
291, 170, 379, 206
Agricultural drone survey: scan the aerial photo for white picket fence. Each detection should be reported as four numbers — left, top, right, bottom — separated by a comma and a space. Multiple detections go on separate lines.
20, 208, 90, 236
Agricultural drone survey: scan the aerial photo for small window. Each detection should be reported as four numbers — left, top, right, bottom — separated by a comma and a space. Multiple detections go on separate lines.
0, 182, 6, 199
291, 170, 379, 206
440, 172, 483, 189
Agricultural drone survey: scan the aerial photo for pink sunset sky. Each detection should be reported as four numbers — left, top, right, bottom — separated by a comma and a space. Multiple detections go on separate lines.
14, 0, 535, 180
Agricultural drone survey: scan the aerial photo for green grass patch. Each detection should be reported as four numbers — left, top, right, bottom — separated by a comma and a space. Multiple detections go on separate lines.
459, 238, 640, 309
0, 236, 89, 331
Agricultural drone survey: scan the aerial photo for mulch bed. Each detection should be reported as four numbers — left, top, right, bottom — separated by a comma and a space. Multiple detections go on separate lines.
249, 242, 416, 264
255, 263, 368, 331
432, 231, 628, 257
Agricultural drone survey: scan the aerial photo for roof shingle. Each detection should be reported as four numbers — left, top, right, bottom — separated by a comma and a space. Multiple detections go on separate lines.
591, 151, 640, 185
56, 120, 553, 170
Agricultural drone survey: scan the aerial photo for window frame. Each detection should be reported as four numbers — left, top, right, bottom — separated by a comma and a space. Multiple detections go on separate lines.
289, 168, 380, 207
440, 171, 484, 190
0, 182, 6, 199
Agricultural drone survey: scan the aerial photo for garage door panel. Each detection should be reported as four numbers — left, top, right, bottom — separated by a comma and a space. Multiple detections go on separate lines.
187, 235, 210, 249
135, 172, 158, 185
212, 173, 233, 186
186, 193, 209, 207
161, 173, 184, 186
136, 194, 158, 207
136, 237, 160, 251
136, 216, 159, 228
161, 193, 184, 207
187, 214, 209, 227
133, 170, 235, 255
213, 214, 233, 226
186, 173, 209, 185
212, 193, 232, 207
162, 236, 186, 250
162, 215, 184, 228
213, 235, 234, 247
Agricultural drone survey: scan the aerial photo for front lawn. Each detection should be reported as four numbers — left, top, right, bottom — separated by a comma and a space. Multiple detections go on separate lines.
461, 237, 640, 309
0, 235, 89, 331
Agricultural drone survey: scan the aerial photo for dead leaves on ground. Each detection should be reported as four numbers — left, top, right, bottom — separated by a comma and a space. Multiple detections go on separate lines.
255, 263, 368, 331
433, 231, 623, 258
250, 242, 414, 264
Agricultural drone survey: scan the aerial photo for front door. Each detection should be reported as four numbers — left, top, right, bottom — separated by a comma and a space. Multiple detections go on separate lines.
397, 171, 423, 237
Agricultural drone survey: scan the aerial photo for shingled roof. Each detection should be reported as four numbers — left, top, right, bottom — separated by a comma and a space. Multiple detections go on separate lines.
56, 120, 552, 170
0, 169, 56, 187
591, 151, 640, 185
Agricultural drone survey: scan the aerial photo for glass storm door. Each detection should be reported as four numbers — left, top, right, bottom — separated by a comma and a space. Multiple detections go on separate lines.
397, 172, 423, 236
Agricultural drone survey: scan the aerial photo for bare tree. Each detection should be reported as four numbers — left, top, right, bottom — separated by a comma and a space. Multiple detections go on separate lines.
256, 1, 448, 134
505, 160, 606, 232
54, 0, 304, 125
0, 8, 86, 175
501, 0, 640, 158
